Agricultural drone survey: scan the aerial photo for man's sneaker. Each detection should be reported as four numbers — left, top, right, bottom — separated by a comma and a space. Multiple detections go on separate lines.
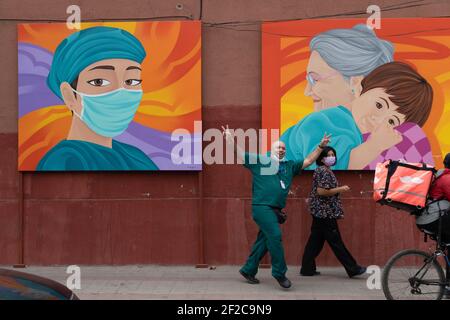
349, 266, 367, 278
275, 276, 292, 289
239, 270, 260, 284
300, 271, 321, 276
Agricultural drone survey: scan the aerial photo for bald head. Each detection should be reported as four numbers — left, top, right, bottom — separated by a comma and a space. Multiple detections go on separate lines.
271, 140, 286, 160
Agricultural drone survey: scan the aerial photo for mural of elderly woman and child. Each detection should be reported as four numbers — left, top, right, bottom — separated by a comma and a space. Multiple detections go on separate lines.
263, 19, 450, 170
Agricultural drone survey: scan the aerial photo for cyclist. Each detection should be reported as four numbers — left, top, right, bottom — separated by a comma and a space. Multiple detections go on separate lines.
429, 153, 450, 298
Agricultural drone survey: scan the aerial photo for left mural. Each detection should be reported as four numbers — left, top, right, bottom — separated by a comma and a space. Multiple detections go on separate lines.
18, 21, 202, 171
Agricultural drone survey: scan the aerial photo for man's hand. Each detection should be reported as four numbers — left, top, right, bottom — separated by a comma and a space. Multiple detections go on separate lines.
221, 124, 234, 144
319, 132, 332, 148
302, 132, 332, 169
222, 124, 245, 159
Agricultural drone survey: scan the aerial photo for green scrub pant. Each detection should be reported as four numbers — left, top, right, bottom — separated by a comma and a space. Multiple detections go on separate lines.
240, 205, 287, 279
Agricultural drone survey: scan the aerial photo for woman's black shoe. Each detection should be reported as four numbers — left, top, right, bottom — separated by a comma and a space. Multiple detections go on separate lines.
274, 276, 291, 289
300, 271, 321, 276
239, 270, 260, 284
349, 267, 367, 278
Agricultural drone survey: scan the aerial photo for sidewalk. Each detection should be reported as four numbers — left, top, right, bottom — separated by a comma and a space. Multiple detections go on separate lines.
1, 265, 385, 300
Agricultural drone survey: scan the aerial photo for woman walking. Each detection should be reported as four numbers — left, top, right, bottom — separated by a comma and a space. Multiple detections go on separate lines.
300, 146, 366, 277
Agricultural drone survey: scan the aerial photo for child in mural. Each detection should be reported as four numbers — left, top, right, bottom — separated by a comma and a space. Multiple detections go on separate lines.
37, 26, 158, 171
281, 61, 433, 170
284, 24, 434, 169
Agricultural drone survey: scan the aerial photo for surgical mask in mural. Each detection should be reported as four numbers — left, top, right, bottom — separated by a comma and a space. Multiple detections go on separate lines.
71, 87, 143, 138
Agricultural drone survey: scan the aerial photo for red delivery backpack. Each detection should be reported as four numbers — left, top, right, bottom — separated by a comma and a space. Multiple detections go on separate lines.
373, 160, 436, 212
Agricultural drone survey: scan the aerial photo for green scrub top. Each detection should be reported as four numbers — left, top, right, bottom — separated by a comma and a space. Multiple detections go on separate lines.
280, 106, 363, 170
244, 152, 303, 208
37, 139, 159, 171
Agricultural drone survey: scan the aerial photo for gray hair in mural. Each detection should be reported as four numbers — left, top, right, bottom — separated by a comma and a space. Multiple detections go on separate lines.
310, 24, 394, 80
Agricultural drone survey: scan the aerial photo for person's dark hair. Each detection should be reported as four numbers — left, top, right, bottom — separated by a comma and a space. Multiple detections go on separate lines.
316, 146, 337, 166
360, 61, 433, 127
444, 153, 450, 169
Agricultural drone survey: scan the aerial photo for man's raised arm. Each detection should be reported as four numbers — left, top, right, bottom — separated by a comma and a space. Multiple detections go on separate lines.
222, 125, 245, 161
302, 133, 331, 169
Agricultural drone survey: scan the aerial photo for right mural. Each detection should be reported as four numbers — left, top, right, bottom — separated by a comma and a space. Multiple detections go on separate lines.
262, 18, 450, 170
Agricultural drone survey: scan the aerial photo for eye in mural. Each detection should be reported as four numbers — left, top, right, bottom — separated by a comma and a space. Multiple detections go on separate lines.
262, 18, 450, 170
18, 21, 202, 171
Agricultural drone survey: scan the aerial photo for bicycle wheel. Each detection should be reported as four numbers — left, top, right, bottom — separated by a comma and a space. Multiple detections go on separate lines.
382, 249, 445, 300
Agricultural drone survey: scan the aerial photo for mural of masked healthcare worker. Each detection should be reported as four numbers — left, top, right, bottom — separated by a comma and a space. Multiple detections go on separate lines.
281, 24, 434, 169
37, 26, 158, 171
281, 61, 433, 170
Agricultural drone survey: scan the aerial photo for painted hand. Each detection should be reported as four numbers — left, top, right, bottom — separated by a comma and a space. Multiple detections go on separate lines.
369, 121, 403, 152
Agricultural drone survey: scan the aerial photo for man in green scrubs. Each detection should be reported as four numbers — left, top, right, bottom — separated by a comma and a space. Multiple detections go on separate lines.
222, 126, 331, 289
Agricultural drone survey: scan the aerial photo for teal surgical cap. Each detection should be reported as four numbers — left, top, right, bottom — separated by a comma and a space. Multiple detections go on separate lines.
47, 26, 146, 100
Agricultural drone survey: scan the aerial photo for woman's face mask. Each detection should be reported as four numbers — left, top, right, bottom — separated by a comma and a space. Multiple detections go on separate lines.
323, 156, 336, 167
72, 87, 143, 137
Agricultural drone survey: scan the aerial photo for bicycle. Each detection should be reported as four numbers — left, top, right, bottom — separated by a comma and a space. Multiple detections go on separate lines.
381, 209, 450, 300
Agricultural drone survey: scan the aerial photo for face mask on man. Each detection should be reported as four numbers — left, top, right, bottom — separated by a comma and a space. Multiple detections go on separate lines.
323, 156, 336, 167
71, 87, 143, 137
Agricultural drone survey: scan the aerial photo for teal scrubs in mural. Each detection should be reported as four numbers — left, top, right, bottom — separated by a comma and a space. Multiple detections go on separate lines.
280, 106, 363, 170
37, 140, 158, 171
